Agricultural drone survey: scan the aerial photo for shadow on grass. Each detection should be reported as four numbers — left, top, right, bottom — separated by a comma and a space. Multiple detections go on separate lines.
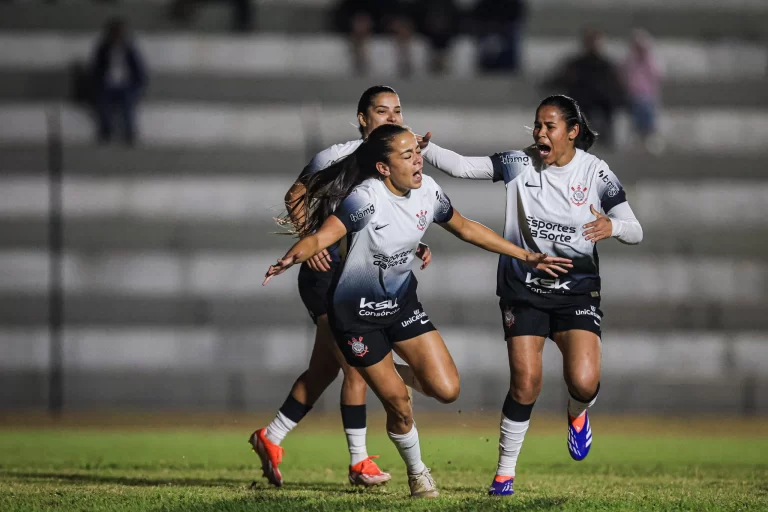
0, 471, 248, 488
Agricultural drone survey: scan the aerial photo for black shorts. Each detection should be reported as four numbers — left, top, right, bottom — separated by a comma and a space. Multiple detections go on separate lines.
297, 263, 336, 323
499, 296, 603, 340
332, 302, 436, 368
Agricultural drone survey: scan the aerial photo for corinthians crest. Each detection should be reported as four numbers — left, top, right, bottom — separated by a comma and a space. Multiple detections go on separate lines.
570, 184, 588, 206
415, 210, 428, 231
503, 306, 515, 327
348, 336, 369, 358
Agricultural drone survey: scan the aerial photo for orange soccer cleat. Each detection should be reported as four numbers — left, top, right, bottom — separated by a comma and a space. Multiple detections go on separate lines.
249, 428, 285, 487
348, 455, 392, 487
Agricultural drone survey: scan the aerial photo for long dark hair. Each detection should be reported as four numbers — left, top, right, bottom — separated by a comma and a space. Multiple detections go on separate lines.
357, 85, 397, 136
291, 123, 411, 236
537, 95, 598, 151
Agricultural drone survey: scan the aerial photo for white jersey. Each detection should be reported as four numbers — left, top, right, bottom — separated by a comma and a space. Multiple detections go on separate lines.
300, 139, 363, 179
330, 175, 454, 329
296, 139, 364, 272
424, 144, 642, 304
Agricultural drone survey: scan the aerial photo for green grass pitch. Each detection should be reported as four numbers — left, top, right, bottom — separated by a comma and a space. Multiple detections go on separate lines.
0, 415, 766, 511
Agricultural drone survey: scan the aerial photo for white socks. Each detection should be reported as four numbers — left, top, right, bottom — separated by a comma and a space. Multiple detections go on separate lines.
345, 427, 369, 466
388, 424, 427, 476
568, 393, 598, 419
496, 416, 530, 477
265, 411, 297, 445
395, 363, 425, 395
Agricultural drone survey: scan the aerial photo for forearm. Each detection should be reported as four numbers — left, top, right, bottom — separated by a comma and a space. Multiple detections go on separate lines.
455, 218, 530, 261
422, 142, 495, 180
608, 203, 643, 245
284, 235, 321, 264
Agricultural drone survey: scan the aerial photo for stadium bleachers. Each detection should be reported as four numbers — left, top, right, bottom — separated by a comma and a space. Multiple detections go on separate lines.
0, 0, 766, 412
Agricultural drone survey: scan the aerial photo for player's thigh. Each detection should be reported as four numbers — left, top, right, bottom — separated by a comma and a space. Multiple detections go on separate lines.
392, 331, 460, 403
552, 329, 602, 390
550, 299, 603, 384
353, 351, 411, 421
307, 314, 342, 373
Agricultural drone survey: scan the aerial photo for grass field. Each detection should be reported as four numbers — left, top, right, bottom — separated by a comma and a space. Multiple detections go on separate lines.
0, 413, 766, 511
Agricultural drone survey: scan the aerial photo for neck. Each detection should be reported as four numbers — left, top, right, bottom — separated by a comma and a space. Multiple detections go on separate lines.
384, 177, 408, 197
554, 147, 577, 167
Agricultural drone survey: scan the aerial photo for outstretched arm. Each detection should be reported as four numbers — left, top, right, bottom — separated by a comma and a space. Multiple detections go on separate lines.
263, 215, 347, 285
440, 209, 572, 277
419, 134, 496, 180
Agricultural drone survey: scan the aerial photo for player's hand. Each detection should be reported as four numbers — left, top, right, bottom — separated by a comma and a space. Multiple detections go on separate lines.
525, 252, 573, 278
263, 252, 302, 285
415, 243, 432, 270
583, 204, 612, 243
416, 131, 432, 150
306, 248, 332, 272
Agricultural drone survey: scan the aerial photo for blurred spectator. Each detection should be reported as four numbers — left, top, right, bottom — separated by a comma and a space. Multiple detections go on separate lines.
334, 0, 415, 77
623, 29, 664, 153
91, 18, 147, 146
414, 0, 460, 75
170, 0, 255, 33
472, 0, 527, 74
544, 29, 624, 148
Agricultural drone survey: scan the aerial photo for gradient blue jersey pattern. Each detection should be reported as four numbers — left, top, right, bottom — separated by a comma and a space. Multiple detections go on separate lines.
490, 148, 628, 302
330, 176, 454, 330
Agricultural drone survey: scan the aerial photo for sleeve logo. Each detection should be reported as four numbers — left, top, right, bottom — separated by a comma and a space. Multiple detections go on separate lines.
350, 203, 375, 222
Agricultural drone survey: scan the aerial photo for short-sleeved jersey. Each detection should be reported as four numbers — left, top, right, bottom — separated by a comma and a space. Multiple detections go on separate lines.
330, 175, 454, 330
490, 148, 628, 303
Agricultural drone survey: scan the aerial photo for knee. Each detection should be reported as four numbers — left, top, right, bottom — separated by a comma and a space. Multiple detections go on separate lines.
308, 362, 340, 386
384, 391, 413, 425
342, 367, 367, 392
565, 371, 600, 402
426, 376, 460, 404
509, 371, 542, 404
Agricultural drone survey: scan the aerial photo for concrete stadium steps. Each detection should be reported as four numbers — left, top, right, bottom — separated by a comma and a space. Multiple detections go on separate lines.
1, 251, 766, 305
0, 218, 761, 259
2, 175, 766, 230
1, 144, 764, 180
4, 71, 768, 109
1, 33, 764, 80
3, 103, 768, 152
1, 1, 767, 40
2, 294, 767, 332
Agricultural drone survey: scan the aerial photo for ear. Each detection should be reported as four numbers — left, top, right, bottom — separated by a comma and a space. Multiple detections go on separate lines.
569, 123, 580, 142
375, 161, 390, 177
357, 112, 366, 129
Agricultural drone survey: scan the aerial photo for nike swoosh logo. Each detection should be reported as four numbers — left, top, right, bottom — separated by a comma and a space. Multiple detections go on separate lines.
593, 320, 600, 327
420, 318, 430, 324
374, 224, 389, 231
525, 182, 541, 188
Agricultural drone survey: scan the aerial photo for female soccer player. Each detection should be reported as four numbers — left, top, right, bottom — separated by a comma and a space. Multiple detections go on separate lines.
251, 86, 432, 488
419, 95, 644, 496
263, 124, 572, 498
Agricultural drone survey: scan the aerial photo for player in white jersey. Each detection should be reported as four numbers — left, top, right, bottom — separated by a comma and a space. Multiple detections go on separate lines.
263, 124, 572, 498
250, 86, 433, 488
420, 95, 643, 496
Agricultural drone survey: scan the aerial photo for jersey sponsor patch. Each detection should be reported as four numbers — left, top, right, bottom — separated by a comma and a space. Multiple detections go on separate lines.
373, 250, 413, 270
350, 203, 375, 222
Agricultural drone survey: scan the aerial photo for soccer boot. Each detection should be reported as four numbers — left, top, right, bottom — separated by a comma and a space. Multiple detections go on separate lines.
249, 428, 285, 487
567, 409, 593, 461
408, 467, 439, 498
348, 455, 392, 486
488, 475, 515, 496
